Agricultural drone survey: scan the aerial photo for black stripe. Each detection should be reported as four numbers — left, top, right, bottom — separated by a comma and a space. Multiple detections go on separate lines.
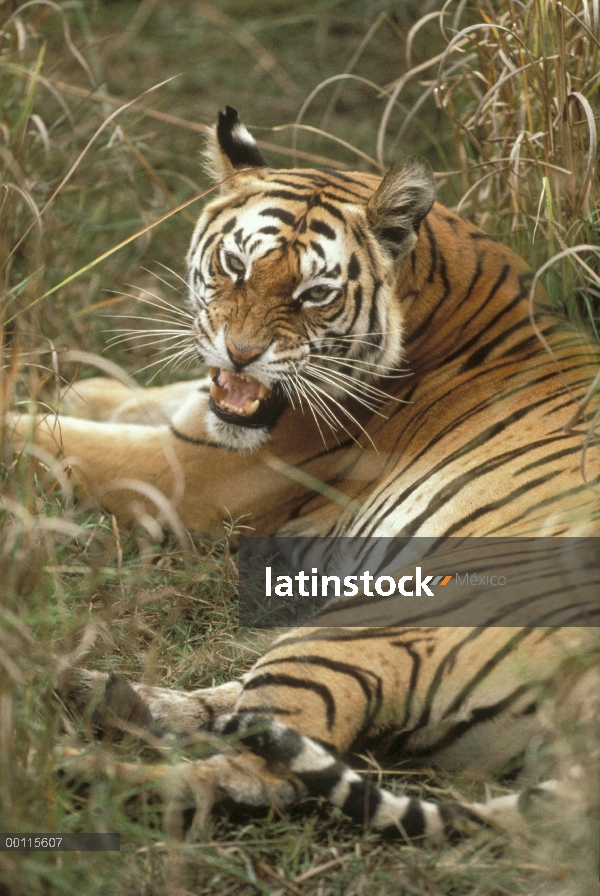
422, 218, 437, 283
514, 442, 585, 474
310, 239, 326, 259
458, 317, 535, 372
260, 207, 296, 226
341, 777, 383, 826
299, 761, 347, 799
310, 220, 336, 240
169, 425, 225, 448
348, 253, 360, 281
417, 629, 487, 728
455, 250, 485, 310
443, 631, 532, 717
243, 673, 337, 730
316, 199, 347, 223
256, 655, 383, 735
440, 472, 557, 536
348, 283, 363, 330
469, 230, 496, 241
406, 255, 453, 346
487, 476, 600, 534
367, 283, 380, 337
233, 705, 297, 717
411, 685, 533, 759
263, 189, 310, 202
437, 266, 522, 368
320, 169, 372, 188
398, 797, 427, 839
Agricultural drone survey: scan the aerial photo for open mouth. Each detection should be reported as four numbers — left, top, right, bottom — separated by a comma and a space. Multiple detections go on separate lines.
209, 367, 288, 429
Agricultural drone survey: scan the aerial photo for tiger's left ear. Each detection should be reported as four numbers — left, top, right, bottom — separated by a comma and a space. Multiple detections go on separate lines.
203, 106, 268, 189
367, 157, 435, 259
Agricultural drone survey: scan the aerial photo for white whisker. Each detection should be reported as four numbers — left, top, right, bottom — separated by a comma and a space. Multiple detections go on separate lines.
315, 354, 409, 376
133, 346, 199, 379
107, 326, 191, 335
112, 288, 195, 322
152, 263, 209, 311
299, 380, 365, 448
111, 306, 194, 325
306, 362, 400, 407
318, 331, 391, 346
171, 348, 200, 374
294, 373, 375, 449
153, 263, 191, 291
139, 267, 187, 297
106, 335, 193, 352
305, 368, 385, 417
279, 378, 297, 411
289, 373, 337, 446
297, 379, 342, 429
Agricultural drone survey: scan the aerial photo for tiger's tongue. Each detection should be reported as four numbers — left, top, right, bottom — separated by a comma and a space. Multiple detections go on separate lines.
210, 369, 270, 417
220, 370, 260, 406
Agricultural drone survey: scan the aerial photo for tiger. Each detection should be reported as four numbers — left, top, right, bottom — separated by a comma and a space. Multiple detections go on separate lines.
9, 108, 600, 857
9, 106, 600, 539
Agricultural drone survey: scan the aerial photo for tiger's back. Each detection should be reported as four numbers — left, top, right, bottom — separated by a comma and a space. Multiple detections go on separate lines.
274, 196, 600, 537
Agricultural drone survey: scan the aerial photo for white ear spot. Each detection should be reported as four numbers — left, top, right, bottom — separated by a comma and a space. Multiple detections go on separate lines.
231, 122, 257, 149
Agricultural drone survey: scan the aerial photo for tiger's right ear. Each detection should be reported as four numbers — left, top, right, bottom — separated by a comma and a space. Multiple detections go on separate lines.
203, 106, 268, 189
367, 157, 435, 259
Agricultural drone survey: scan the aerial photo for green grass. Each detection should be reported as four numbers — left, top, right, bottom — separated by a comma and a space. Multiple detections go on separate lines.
1, 1, 599, 894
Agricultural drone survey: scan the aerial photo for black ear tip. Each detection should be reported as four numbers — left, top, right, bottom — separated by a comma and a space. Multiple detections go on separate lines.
215, 106, 269, 170
220, 106, 240, 127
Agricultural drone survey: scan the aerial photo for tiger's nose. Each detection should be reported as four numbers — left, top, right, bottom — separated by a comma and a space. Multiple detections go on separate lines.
225, 337, 265, 369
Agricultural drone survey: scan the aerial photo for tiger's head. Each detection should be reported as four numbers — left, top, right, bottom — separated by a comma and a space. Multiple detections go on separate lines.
187, 107, 435, 451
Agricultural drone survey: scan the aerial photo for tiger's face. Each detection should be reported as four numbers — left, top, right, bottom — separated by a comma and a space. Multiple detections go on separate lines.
187, 108, 435, 451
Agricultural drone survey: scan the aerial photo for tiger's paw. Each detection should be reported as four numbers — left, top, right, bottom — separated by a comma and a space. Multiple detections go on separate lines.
55, 745, 302, 841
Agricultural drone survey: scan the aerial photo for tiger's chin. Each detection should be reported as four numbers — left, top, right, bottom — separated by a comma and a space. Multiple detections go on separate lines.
206, 412, 272, 452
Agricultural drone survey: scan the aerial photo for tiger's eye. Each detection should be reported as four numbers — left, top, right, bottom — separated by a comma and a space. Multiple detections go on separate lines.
225, 252, 245, 275
305, 285, 330, 302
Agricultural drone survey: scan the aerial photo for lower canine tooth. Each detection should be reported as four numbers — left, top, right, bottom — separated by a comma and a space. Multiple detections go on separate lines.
244, 398, 260, 415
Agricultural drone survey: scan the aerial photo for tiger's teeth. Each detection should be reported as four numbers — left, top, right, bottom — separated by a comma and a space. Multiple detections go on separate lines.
244, 398, 260, 415
209, 381, 226, 403
258, 383, 269, 400
209, 366, 218, 379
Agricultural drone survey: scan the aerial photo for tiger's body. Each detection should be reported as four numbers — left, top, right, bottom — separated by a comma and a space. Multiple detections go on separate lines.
11, 109, 600, 851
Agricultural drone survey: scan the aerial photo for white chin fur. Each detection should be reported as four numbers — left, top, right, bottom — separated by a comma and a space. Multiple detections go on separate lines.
206, 412, 271, 452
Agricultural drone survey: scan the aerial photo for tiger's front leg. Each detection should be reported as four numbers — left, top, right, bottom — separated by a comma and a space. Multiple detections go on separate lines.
7, 383, 317, 535
58, 376, 210, 425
